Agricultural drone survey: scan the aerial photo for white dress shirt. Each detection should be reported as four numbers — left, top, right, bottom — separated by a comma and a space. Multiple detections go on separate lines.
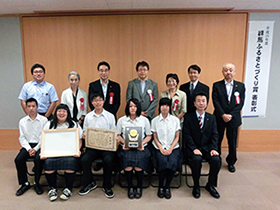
19, 114, 48, 152
151, 113, 181, 150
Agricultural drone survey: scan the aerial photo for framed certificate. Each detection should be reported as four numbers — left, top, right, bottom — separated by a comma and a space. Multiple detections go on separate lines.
41, 128, 80, 158
85, 127, 118, 151
124, 127, 142, 149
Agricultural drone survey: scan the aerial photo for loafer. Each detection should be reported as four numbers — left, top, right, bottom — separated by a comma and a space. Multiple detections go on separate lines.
205, 183, 220, 199
34, 184, 43, 195
192, 186, 200, 199
128, 188, 134, 199
135, 188, 142, 199
228, 165, 236, 173
16, 183, 31, 196
164, 188, 171, 199
157, 188, 164, 198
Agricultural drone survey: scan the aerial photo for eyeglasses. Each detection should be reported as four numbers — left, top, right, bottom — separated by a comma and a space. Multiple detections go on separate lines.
33, 70, 44, 74
99, 69, 109, 73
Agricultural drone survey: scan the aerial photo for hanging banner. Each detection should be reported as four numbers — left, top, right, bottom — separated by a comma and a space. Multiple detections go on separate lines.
242, 21, 274, 118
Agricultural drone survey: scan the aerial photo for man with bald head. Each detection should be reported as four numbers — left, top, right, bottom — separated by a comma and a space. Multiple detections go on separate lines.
212, 63, 245, 173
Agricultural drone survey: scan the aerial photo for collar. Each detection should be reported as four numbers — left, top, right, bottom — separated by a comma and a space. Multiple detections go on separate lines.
93, 109, 105, 117
224, 79, 234, 86
126, 115, 140, 122
195, 111, 205, 119
159, 113, 170, 121
32, 80, 46, 86
138, 78, 148, 83
190, 80, 198, 87
100, 79, 109, 86
27, 113, 39, 121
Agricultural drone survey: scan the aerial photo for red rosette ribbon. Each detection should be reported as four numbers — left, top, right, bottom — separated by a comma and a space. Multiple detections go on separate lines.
234, 92, 240, 105
80, 98, 85, 110
147, 89, 154, 102
172, 99, 179, 111
109, 92, 114, 104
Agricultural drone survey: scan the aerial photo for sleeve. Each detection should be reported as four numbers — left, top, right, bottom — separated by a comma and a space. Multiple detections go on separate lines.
49, 84, 59, 102
77, 123, 83, 139
145, 82, 159, 118
83, 115, 89, 133
18, 119, 31, 151
88, 83, 94, 111
126, 81, 133, 102
181, 92, 187, 113
144, 117, 152, 135
182, 115, 197, 152
61, 90, 67, 104
111, 83, 121, 116
229, 83, 246, 116
34, 117, 48, 151
210, 116, 219, 151
80, 90, 88, 117
151, 118, 156, 132
18, 84, 27, 101
116, 117, 123, 135
110, 114, 117, 130
175, 116, 181, 131
212, 83, 225, 117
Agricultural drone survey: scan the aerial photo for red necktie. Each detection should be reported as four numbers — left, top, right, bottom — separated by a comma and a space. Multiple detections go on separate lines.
198, 116, 203, 130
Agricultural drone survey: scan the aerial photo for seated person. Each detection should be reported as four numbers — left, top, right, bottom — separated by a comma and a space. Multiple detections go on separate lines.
41, 104, 82, 201
15, 98, 48, 196
116, 98, 152, 199
182, 91, 221, 199
79, 93, 116, 199
151, 98, 182, 199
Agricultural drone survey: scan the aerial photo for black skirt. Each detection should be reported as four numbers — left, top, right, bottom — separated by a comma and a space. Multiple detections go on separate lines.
152, 147, 183, 172
118, 145, 152, 173
44, 156, 78, 171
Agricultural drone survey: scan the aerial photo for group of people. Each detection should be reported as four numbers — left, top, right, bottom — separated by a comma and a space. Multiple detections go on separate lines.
15, 61, 245, 201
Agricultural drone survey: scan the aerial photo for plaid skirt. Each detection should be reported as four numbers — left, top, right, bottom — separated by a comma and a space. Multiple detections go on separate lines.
44, 156, 78, 171
152, 147, 183, 172
117, 145, 152, 173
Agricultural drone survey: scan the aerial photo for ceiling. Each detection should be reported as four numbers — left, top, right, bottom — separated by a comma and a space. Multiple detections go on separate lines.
0, 0, 279, 15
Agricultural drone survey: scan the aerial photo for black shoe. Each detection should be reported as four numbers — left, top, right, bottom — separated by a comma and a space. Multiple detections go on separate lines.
228, 165, 236, 173
79, 181, 97, 195
192, 186, 200, 199
135, 188, 142, 199
164, 188, 171, 199
128, 188, 134, 199
205, 183, 220, 199
94, 163, 103, 171
103, 188, 114, 199
16, 183, 31, 196
157, 188, 164, 198
34, 184, 43, 195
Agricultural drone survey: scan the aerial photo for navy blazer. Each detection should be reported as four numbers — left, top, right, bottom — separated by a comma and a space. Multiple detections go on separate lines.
182, 112, 219, 158
88, 79, 120, 117
180, 81, 209, 113
212, 79, 245, 128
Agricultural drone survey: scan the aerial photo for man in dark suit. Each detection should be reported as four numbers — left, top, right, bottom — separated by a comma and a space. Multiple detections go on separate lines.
212, 62, 245, 173
180, 64, 209, 113
88, 61, 121, 119
183, 91, 221, 199
126, 61, 158, 121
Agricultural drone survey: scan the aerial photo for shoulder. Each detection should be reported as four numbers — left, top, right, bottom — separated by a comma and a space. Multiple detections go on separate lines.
78, 88, 87, 95
176, 89, 186, 97
109, 80, 120, 86
198, 81, 209, 89
147, 78, 158, 85
89, 80, 99, 86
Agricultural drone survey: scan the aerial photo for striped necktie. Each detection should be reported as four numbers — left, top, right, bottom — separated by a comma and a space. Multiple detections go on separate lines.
198, 116, 203, 130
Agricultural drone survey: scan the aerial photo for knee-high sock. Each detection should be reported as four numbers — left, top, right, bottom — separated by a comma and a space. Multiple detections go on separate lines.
124, 170, 133, 188
158, 170, 166, 188
45, 172, 57, 188
165, 169, 175, 189
135, 170, 144, 189
64, 172, 75, 191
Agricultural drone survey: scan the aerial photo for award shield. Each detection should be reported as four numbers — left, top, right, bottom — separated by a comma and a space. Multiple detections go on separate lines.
124, 127, 142, 149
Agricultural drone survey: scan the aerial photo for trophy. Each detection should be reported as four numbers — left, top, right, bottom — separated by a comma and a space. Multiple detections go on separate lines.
124, 127, 142, 148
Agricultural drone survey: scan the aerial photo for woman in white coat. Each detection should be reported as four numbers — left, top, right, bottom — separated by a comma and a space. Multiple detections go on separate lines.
61, 71, 87, 127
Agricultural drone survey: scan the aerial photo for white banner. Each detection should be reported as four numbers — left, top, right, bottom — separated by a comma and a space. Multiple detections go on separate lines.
242, 21, 274, 118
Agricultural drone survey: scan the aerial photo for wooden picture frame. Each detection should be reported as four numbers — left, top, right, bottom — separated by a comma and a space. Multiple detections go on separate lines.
85, 127, 118, 151
41, 128, 79, 158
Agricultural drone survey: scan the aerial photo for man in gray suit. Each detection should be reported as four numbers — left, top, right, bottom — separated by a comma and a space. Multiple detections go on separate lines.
126, 61, 158, 121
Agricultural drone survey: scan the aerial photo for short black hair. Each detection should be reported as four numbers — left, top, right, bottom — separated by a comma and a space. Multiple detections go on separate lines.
158, 97, 172, 114
194, 91, 208, 102
136, 61, 149, 71
26, 97, 38, 106
50, 104, 74, 129
90, 92, 104, 101
187, 64, 201, 74
97, 61, 110, 70
31, 63, 45, 74
125, 98, 142, 117
166, 73, 179, 85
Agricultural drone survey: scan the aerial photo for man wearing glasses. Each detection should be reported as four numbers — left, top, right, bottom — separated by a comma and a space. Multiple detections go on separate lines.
88, 61, 121, 119
126, 61, 158, 121
18, 63, 58, 120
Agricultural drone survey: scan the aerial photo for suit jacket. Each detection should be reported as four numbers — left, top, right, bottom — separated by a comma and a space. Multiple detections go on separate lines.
212, 79, 245, 128
182, 112, 219, 158
88, 79, 120, 117
61, 87, 88, 120
126, 78, 158, 120
180, 81, 209, 113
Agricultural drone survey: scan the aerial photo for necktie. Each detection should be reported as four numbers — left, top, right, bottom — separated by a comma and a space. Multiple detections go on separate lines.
190, 83, 194, 94
198, 116, 203, 130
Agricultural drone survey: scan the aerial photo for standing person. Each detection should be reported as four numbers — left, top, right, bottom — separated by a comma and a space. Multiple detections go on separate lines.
212, 63, 245, 173
116, 98, 152, 199
160, 73, 187, 124
183, 92, 221, 199
151, 98, 182, 199
61, 71, 87, 127
180, 64, 209, 113
79, 93, 116, 199
42, 104, 82, 201
126, 61, 158, 121
88, 61, 120, 119
14, 98, 48, 196
18, 63, 58, 120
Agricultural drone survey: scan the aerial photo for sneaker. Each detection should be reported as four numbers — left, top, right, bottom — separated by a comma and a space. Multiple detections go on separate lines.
79, 181, 97, 196
48, 188, 57, 201
60, 188, 72, 200
103, 188, 114, 198
16, 183, 31, 196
